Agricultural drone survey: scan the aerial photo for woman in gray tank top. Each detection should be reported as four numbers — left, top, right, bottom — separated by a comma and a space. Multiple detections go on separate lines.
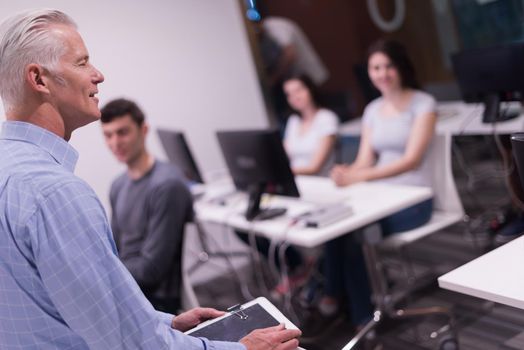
313, 40, 436, 331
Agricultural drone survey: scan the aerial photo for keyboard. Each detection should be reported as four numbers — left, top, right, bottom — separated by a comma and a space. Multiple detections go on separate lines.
302, 203, 353, 228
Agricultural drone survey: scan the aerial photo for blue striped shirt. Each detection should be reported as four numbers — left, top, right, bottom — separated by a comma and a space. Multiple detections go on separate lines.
0, 121, 244, 350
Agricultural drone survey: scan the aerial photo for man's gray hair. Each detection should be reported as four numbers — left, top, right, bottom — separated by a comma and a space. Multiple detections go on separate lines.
0, 9, 77, 111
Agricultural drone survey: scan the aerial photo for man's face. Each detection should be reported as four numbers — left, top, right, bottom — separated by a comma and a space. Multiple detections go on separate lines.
102, 114, 147, 165
45, 24, 104, 131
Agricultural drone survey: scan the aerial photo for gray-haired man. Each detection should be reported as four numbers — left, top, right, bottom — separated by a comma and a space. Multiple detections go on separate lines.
0, 8, 300, 350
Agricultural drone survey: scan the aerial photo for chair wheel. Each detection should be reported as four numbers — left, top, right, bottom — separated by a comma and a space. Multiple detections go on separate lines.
438, 334, 459, 350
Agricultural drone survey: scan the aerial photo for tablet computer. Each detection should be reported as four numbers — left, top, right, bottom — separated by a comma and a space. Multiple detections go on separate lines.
185, 297, 302, 349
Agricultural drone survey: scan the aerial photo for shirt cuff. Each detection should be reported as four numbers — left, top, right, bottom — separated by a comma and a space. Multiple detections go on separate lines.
156, 310, 174, 327
206, 339, 247, 350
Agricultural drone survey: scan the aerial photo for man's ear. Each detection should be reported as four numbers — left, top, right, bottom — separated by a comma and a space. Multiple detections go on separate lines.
142, 122, 149, 137
26, 64, 50, 94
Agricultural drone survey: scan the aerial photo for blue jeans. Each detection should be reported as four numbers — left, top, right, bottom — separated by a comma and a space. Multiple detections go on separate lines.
323, 198, 433, 326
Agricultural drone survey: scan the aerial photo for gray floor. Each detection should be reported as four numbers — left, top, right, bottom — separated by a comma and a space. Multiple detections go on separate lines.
186, 135, 524, 350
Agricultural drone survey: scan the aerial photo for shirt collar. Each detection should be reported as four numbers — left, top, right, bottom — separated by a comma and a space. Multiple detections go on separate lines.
0, 121, 79, 172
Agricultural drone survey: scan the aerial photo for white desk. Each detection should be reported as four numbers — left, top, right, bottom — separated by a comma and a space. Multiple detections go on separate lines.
339, 101, 524, 136
438, 236, 524, 310
195, 176, 432, 248
197, 176, 432, 350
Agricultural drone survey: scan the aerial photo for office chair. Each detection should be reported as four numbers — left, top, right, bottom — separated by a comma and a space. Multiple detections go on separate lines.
338, 133, 462, 350
185, 216, 253, 275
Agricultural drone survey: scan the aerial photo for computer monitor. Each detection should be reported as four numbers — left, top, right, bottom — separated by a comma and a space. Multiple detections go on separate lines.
451, 42, 524, 123
216, 129, 300, 221
157, 128, 204, 184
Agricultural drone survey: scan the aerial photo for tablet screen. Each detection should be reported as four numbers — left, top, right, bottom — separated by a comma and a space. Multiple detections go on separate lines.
189, 304, 280, 342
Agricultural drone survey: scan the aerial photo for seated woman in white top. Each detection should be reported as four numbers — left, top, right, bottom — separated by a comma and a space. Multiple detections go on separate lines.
283, 75, 339, 176
317, 40, 437, 329
237, 75, 339, 297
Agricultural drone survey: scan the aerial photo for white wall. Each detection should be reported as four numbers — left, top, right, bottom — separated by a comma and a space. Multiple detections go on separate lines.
0, 0, 268, 210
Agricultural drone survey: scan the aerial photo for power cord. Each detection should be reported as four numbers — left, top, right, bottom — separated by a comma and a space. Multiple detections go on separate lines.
246, 218, 272, 297
220, 195, 256, 301
457, 103, 483, 136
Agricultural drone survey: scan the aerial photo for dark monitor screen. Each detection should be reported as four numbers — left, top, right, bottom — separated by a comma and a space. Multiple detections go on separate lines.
451, 43, 524, 123
216, 129, 299, 220
157, 129, 204, 184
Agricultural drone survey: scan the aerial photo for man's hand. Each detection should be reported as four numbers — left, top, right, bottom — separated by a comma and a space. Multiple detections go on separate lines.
240, 324, 301, 350
171, 308, 225, 332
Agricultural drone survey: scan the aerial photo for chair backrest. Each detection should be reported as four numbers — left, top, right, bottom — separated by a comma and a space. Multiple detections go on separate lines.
335, 135, 361, 164
428, 133, 464, 215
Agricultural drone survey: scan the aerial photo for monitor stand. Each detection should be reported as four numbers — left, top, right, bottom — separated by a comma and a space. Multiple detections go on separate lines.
483, 94, 521, 123
245, 183, 287, 221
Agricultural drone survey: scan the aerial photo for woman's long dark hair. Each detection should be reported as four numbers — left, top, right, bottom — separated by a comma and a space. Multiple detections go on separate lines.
283, 74, 324, 118
367, 40, 420, 90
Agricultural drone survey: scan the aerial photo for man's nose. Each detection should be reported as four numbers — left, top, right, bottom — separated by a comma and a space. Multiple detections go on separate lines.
92, 66, 104, 84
